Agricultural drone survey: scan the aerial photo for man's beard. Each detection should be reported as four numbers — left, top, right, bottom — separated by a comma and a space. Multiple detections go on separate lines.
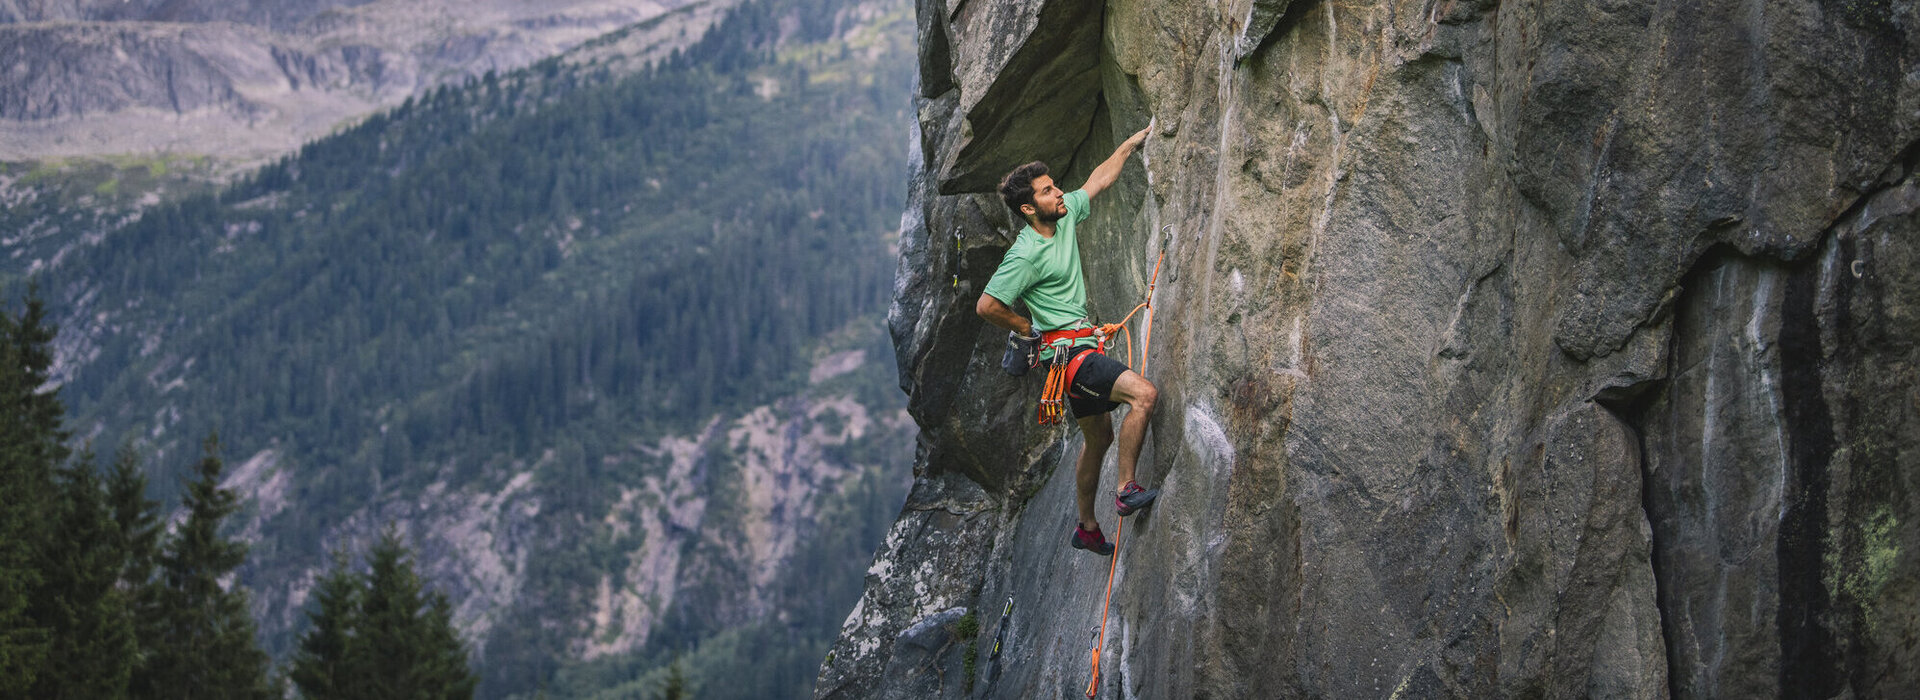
1036, 207, 1066, 223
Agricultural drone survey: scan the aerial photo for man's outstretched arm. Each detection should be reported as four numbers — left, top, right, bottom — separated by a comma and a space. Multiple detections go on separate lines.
977, 293, 1033, 336
1080, 127, 1151, 201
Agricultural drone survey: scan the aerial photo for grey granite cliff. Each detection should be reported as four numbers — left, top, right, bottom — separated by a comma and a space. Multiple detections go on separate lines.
819, 0, 1920, 697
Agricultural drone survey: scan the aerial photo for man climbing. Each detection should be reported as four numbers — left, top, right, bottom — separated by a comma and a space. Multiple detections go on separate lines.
975, 127, 1159, 556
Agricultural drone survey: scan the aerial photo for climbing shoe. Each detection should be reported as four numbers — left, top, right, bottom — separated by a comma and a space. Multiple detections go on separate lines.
1071, 524, 1114, 556
1115, 481, 1160, 516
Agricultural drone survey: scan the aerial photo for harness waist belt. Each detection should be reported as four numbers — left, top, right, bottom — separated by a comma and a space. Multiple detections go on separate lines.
1040, 327, 1097, 345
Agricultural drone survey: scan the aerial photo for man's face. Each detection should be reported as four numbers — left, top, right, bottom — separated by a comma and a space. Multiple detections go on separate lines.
1023, 175, 1067, 223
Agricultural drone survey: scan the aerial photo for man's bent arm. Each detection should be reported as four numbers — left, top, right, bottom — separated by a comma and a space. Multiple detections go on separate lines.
1081, 127, 1150, 200
977, 294, 1034, 336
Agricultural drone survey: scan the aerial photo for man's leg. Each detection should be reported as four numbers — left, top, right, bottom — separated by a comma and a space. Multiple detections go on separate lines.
1106, 370, 1158, 492
1074, 413, 1115, 531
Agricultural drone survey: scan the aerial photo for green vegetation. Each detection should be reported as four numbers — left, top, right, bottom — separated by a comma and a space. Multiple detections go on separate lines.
135, 435, 276, 700
536, 455, 907, 700
658, 656, 688, 700
1830, 504, 1902, 633
8, 0, 913, 697
0, 291, 69, 696
291, 528, 477, 700
0, 155, 221, 289
47, 0, 906, 506
0, 294, 271, 699
955, 611, 979, 694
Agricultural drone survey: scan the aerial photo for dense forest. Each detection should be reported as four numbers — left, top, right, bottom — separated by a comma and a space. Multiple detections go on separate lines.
1, 295, 474, 699
4, 0, 915, 697
53, 0, 903, 500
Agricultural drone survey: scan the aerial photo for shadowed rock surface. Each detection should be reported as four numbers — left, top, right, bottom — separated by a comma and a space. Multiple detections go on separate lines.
819, 0, 1920, 697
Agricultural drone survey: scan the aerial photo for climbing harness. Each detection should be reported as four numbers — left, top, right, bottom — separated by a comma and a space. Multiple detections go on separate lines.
1036, 327, 1102, 424
1083, 228, 1169, 698
1035, 236, 1169, 427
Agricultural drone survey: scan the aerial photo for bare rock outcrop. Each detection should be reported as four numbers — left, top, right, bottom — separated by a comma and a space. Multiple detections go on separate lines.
821, 0, 1920, 697
0, 0, 726, 161
0, 0, 374, 29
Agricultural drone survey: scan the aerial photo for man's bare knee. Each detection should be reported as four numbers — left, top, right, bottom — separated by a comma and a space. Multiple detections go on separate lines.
1127, 377, 1158, 414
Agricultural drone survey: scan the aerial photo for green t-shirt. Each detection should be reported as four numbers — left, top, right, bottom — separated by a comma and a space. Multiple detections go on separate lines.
983, 189, 1095, 358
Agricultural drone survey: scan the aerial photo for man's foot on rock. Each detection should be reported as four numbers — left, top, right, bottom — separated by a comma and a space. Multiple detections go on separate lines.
1070, 524, 1114, 556
1115, 480, 1159, 516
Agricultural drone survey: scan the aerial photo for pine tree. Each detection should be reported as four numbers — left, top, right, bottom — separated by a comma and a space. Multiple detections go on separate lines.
292, 528, 475, 700
132, 434, 272, 700
417, 589, 476, 700
105, 444, 164, 695
657, 655, 688, 700
0, 290, 64, 694
359, 526, 476, 700
30, 447, 140, 699
290, 549, 365, 700
105, 444, 162, 593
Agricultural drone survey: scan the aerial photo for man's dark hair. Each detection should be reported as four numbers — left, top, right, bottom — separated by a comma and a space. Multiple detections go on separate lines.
998, 161, 1050, 219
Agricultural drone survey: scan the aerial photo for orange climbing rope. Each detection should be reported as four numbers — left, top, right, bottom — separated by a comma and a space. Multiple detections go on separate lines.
1085, 513, 1125, 698
1084, 239, 1167, 698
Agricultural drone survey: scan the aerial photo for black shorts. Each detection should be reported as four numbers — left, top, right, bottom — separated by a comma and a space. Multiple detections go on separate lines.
1065, 347, 1129, 418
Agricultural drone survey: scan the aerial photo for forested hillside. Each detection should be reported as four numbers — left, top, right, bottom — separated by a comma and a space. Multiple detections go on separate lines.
4, 0, 915, 696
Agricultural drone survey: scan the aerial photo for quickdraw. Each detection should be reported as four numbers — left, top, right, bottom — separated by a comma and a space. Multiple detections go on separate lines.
1036, 327, 1104, 425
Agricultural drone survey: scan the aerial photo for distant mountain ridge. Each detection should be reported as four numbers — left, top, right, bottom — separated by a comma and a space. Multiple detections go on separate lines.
1, 0, 374, 27
0, 0, 734, 162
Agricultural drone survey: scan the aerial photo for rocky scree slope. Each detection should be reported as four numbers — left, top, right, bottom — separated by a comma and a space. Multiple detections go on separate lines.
818, 0, 1920, 697
0, 0, 733, 161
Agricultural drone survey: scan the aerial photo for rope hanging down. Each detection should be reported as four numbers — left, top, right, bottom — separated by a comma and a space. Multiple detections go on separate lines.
1084, 232, 1168, 698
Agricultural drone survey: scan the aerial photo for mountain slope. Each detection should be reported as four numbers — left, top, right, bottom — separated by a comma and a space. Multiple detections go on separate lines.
0, 0, 733, 161
11, 0, 916, 697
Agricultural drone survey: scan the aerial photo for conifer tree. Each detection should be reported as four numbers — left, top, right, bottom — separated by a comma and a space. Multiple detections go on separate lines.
30, 448, 140, 699
132, 434, 272, 700
105, 444, 165, 695
290, 550, 365, 700
657, 656, 689, 700
291, 528, 475, 700
0, 291, 64, 694
417, 589, 476, 700
0, 291, 66, 466
106, 445, 162, 584
359, 526, 476, 700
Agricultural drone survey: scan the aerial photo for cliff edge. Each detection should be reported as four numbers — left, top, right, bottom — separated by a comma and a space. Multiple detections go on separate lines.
820, 0, 1920, 697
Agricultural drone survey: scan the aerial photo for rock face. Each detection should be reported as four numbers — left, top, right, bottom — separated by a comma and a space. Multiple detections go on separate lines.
0, 0, 376, 29
0, 0, 727, 161
819, 0, 1920, 697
